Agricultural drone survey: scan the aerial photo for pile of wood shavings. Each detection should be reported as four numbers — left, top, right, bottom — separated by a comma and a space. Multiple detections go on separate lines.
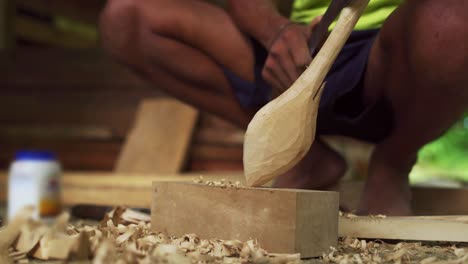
339, 211, 387, 219
1, 206, 300, 264
323, 237, 468, 264
193, 176, 243, 188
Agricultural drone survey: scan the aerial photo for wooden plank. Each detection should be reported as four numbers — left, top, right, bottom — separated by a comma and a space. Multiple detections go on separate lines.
0, 139, 121, 170
0, 49, 155, 93
152, 182, 339, 257
0, 171, 244, 207
16, 0, 104, 25
115, 99, 199, 173
193, 129, 244, 146
0, 171, 5, 202
188, 160, 243, 171
15, 15, 97, 49
339, 215, 468, 242
0, 0, 14, 49
190, 145, 243, 161
0, 125, 113, 140
0, 49, 162, 137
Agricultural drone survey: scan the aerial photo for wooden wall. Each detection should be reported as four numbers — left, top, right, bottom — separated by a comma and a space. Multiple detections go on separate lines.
0, 0, 246, 172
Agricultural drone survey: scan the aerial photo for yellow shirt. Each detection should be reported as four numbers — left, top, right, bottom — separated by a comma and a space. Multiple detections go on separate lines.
290, 0, 402, 30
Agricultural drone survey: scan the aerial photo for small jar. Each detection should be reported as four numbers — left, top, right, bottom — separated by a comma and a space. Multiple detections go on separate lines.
8, 151, 62, 220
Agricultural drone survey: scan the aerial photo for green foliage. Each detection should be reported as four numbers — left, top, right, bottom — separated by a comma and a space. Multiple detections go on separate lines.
411, 113, 468, 182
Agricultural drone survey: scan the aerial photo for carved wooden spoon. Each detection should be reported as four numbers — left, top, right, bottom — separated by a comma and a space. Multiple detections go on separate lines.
243, 0, 370, 186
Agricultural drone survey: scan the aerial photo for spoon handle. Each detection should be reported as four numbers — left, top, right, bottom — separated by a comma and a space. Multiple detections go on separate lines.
298, 0, 370, 94
308, 0, 354, 56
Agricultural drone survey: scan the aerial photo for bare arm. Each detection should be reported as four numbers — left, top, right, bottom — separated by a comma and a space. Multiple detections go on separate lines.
226, 0, 321, 95
226, 0, 289, 49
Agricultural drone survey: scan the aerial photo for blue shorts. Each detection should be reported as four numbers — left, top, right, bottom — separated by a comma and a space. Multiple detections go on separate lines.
223, 29, 393, 143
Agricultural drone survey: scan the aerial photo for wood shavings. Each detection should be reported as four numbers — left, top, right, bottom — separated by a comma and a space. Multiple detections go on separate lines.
102, 207, 151, 226
192, 176, 243, 189
8, 206, 468, 264
0, 206, 34, 264
339, 211, 387, 220
2, 206, 300, 263
322, 237, 468, 264
339, 211, 358, 219
370, 214, 387, 219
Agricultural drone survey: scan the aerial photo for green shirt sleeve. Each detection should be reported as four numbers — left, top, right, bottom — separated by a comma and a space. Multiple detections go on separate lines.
290, 0, 402, 30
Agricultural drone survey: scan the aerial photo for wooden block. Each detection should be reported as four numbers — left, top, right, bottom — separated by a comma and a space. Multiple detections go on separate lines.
116, 99, 199, 174
152, 182, 339, 257
339, 215, 468, 242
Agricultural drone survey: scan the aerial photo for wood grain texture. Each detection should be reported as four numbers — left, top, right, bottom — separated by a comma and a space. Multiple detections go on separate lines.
339, 215, 468, 242
243, 0, 370, 187
0, 139, 121, 170
152, 182, 339, 257
0, 50, 162, 138
0, 0, 14, 49
190, 145, 243, 162
0, 171, 243, 206
62, 172, 243, 207
115, 99, 198, 174
338, 181, 468, 216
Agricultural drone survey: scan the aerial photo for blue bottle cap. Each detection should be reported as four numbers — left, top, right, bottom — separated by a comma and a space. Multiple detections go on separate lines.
15, 150, 57, 161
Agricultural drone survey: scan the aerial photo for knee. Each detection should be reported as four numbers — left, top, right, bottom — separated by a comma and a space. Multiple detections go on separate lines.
99, 0, 139, 61
381, 0, 468, 83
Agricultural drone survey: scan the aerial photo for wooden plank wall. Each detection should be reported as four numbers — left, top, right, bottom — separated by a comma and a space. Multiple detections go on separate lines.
0, 1, 246, 172
0, 50, 245, 171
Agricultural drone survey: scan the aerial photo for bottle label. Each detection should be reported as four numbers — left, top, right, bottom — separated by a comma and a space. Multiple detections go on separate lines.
39, 174, 61, 217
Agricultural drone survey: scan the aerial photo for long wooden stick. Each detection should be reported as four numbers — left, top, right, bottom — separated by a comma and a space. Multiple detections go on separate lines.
340, 215, 468, 242
0, 172, 244, 207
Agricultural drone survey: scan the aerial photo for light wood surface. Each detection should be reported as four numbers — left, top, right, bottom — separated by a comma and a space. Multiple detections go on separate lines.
151, 182, 339, 258
243, 0, 370, 187
4, 172, 468, 212
339, 215, 468, 242
0, 171, 244, 207
115, 98, 198, 174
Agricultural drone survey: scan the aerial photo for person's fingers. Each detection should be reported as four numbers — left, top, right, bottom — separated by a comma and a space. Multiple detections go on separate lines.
263, 54, 290, 90
261, 65, 285, 96
279, 50, 301, 83
308, 16, 323, 36
269, 39, 298, 84
287, 32, 311, 72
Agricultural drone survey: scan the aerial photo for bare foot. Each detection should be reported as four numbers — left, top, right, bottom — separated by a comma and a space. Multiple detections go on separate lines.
273, 139, 347, 190
358, 153, 414, 216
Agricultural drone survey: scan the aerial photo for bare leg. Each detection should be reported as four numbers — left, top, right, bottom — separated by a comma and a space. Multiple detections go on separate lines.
99, 0, 257, 128
360, 0, 468, 215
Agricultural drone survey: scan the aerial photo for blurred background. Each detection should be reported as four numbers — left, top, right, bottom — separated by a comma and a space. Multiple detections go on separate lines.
0, 0, 466, 185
